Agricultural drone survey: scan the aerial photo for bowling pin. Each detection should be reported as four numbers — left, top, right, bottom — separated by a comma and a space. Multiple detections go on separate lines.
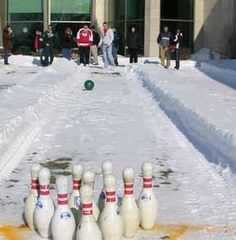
120, 168, 140, 238
34, 167, 55, 238
69, 164, 83, 224
98, 161, 113, 211
99, 174, 123, 240
51, 176, 76, 240
24, 163, 41, 231
76, 185, 102, 240
138, 162, 157, 229
82, 171, 100, 220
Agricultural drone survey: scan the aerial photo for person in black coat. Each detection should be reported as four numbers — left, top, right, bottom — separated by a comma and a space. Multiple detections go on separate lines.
174, 28, 183, 70
61, 28, 75, 60
43, 25, 55, 66
127, 25, 140, 63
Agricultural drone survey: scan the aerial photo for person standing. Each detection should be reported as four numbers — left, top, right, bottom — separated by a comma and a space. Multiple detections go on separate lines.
43, 25, 55, 66
99, 22, 115, 69
112, 27, 121, 66
61, 28, 75, 60
77, 24, 93, 66
34, 30, 46, 66
174, 28, 183, 70
2, 25, 13, 65
90, 26, 100, 65
157, 25, 173, 68
127, 25, 140, 64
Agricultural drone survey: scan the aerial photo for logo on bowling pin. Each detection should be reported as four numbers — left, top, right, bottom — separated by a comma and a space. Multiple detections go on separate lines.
34, 167, 55, 238
69, 164, 83, 224
120, 168, 140, 238
98, 161, 113, 211
82, 171, 100, 220
138, 162, 157, 230
99, 174, 123, 240
76, 185, 102, 240
24, 163, 41, 231
51, 176, 76, 240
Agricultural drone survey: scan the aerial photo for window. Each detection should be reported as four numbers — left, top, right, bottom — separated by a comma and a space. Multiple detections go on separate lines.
160, 0, 194, 50
51, 0, 91, 22
8, 0, 43, 53
109, 0, 145, 55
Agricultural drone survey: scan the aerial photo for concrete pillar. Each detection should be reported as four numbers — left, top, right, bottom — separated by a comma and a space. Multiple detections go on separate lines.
144, 0, 160, 57
43, 0, 50, 30
92, 0, 107, 31
0, 0, 7, 46
194, 0, 204, 52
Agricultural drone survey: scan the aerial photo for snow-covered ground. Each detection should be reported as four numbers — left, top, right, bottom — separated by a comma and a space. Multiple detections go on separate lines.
0, 56, 236, 240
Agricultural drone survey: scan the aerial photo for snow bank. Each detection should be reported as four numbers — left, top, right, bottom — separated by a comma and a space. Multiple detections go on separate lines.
0, 57, 77, 182
191, 48, 221, 61
127, 65, 236, 175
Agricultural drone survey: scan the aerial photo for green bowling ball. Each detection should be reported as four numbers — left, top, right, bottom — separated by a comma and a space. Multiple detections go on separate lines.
84, 80, 95, 91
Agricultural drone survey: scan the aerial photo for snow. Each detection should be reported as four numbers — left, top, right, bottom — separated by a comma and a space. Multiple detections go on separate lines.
0, 55, 236, 240
191, 48, 221, 61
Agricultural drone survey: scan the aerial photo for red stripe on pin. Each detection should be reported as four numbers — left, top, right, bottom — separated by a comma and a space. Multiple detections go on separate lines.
124, 183, 133, 188
143, 184, 152, 188
82, 203, 93, 208
106, 191, 116, 196
124, 190, 134, 195
58, 200, 68, 205
58, 193, 68, 198
83, 210, 93, 215
143, 178, 152, 182
106, 197, 116, 202
40, 191, 50, 195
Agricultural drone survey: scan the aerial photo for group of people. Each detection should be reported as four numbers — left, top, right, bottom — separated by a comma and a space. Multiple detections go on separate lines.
158, 25, 183, 70
33, 22, 141, 69
2, 23, 183, 70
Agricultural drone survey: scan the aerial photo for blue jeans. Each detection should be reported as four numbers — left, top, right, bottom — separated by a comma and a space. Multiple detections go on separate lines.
112, 45, 118, 65
62, 48, 72, 60
103, 44, 115, 68
3, 48, 10, 64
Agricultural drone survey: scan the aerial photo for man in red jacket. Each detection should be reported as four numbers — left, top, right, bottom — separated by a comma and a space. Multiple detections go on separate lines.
77, 24, 93, 66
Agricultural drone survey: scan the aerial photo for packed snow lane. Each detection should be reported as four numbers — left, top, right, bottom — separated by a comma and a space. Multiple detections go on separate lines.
128, 63, 236, 177
0, 60, 236, 240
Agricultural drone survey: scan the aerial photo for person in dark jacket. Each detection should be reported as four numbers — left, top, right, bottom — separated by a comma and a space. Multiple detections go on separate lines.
127, 25, 140, 63
61, 28, 75, 60
90, 26, 100, 65
157, 25, 173, 68
34, 30, 46, 66
112, 27, 121, 66
174, 28, 183, 70
2, 25, 13, 65
43, 25, 55, 66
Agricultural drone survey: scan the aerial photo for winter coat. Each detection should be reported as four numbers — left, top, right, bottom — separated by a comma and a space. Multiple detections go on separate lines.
99, 28, 114, 46
174, 33, 183, 49
3, 28, 13, 49
157, 31, 173, 48
34, 35, 45, 51
43, 30, 55, 47
127, 31, 140, 49
92, 31, 100, 46
76, 28, 93, 47
113, 30, 121, 47
61, 33, 75, 49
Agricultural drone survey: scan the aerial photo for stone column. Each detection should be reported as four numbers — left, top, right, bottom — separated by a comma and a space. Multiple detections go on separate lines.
0, 0, 7, 46
194, 0, 204, 52
144, 0, 160, 57
43, 0, 50, 30
93, 0, 107, 31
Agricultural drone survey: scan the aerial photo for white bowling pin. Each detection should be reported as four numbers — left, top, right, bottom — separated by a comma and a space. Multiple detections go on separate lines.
138, 162, 157, 229
99, 174, 123, 240
120, 168, 140, 238
76, 185, 102, 240
82, 171, 100, 220
34, 167, 55, 238
69, 164, 83, 224
51, 176, 76, 240
24, 163, 41, 231
98, 161, 113, 211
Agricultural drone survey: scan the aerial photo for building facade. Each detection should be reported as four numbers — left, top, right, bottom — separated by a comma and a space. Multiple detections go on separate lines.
0, 0, 235, 57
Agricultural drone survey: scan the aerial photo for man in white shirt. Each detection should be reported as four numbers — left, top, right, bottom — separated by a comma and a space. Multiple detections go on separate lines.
99, 22, 115, 69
